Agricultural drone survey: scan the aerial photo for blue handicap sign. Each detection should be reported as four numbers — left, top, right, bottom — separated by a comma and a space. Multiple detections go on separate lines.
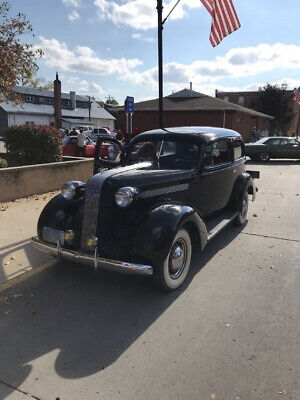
125, 96, 134, 114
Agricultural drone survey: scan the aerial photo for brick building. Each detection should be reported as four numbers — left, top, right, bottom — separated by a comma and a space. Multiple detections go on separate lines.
216, 88, 300, 136
114, 89, 274, 142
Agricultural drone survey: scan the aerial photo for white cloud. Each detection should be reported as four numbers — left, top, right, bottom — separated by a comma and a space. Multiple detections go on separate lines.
121, 43, 300, 94
68, 10, 80, 21
38, 36, 143, 76
62, 0, 81, 8
132, 33, 155, 42
94, 0, 202, 30
66, 77, 106, 98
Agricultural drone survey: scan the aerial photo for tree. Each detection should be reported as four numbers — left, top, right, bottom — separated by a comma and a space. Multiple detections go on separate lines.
253, 84, 293, 131
0, 1, 42, 102
21, 74, 54, 91
106, 95, 119, 105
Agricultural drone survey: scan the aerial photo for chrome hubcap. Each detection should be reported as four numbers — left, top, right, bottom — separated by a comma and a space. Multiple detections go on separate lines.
261, 152, 269, 161
240, 197, 248, 219
169, 239, 187, 279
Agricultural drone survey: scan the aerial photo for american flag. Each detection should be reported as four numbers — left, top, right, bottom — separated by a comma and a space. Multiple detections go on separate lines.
200, 0, 241, 47
294, 87, 300, 104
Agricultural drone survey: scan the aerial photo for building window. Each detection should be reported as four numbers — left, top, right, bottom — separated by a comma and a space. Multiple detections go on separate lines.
46, 98, 53, 104
238, 96, 244, 105
223, 96, 229, 102
25, 121, 35, 124
26, 96, 34, 102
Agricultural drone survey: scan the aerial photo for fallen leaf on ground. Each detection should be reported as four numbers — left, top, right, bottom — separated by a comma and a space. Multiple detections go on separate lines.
270, 266, 274, 269
210, 394, 216, 399
0, 205, 8, 211
0, 296, 9, 305
10, 256, 16, 260
224, 323, 230, 327
278, 389, 287, 395
253, 213, 258, 217
12, 293, 23, 299
4, 310, 12, 315
4, 261, 10, 266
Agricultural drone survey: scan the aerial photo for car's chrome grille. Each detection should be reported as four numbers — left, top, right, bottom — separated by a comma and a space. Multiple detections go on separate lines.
80, 173, 106, 252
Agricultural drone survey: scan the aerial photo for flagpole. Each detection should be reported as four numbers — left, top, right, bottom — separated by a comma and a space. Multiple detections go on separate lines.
157, 0, 163, 129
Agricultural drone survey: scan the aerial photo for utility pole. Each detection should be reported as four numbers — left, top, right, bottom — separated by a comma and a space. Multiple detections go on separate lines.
157, 0, 164, 129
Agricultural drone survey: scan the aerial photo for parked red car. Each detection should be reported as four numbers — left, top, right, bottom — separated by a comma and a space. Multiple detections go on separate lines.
62, 136, 111, 158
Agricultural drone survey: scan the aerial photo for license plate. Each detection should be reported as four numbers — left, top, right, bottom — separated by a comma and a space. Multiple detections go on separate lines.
42, 227, 64, 245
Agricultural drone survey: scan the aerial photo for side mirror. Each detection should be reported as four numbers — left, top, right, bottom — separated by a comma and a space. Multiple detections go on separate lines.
94, 136, 124, 174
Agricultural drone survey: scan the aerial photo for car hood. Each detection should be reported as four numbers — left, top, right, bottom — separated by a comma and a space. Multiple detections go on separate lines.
106, 164, 193, 189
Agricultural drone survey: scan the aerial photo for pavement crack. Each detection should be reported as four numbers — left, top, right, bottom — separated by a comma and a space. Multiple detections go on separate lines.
239, 231, 300, 243
0, 379, 42, 400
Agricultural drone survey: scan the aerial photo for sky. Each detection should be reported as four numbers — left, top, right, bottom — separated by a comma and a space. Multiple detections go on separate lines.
9, 0, 300, 103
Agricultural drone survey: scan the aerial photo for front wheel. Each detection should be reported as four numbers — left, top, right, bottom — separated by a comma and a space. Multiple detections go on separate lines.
233, 192, 249, 226
260, 152, 270, 162
154, 228, 192, 292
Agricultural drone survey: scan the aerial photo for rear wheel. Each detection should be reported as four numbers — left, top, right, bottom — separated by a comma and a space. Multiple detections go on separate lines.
154, 228, 192, 292
234, 192, 249, 226
260, 152, 270, 162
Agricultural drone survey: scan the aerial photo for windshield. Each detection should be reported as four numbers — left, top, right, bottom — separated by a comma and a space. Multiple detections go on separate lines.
128, 139, 201, 170
255, 138, 270, 144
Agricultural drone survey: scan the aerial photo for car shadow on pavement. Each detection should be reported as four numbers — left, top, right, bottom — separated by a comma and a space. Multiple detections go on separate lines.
0, 224, 246, 398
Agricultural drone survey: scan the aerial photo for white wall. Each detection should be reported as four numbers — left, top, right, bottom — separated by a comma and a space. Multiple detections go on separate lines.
8, 113, 52, 127
91, 118, 115, 130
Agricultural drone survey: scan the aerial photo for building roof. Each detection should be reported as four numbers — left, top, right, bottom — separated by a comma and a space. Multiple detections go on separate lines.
61, 118, 95, 125
13, 86, 88, 102
114, 88, 274, 119
0, 100, 115, 120
137, 126, 241, 143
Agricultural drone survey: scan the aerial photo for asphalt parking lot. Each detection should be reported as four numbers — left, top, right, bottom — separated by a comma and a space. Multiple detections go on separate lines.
0, 160, 299, 400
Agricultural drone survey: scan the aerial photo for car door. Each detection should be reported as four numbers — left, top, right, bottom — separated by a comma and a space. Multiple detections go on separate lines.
194, 138, 233, 216
84, 138, 95, 157
63, 137, 78, 156
281, 139, 300, 158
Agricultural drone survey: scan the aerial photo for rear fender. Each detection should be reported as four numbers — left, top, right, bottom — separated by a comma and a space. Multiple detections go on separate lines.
232, 172, 257, 211
132, 204, 207, 266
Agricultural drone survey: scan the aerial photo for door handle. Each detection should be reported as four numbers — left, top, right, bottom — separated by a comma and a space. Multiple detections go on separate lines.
232, 169, 237, 173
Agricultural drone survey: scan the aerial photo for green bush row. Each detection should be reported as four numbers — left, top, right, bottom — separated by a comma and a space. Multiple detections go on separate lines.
4, 124, 62, 165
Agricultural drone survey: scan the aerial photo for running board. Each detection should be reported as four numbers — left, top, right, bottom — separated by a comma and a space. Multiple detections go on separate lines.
206, 210, 238, 242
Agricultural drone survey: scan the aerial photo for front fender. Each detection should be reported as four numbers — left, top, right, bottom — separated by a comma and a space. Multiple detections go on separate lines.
132, 204, 207, 266
37, 194, 84, 246
232, 172, 257, 211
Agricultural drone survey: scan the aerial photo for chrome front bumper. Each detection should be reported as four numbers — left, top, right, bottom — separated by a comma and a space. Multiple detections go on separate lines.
31, 237, 153, 276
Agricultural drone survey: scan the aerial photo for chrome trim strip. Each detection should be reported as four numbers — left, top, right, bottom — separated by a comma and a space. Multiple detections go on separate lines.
31, 237, 153, 276
140, 183, 189, 198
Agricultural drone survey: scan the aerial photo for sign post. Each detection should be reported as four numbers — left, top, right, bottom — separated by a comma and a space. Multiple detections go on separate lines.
125, 96, 134, 142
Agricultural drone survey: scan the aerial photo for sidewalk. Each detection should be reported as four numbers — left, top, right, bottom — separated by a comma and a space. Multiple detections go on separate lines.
0, 192, 59, 285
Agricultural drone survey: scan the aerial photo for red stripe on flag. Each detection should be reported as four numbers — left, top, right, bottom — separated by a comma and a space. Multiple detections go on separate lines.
200, 0, 241, 46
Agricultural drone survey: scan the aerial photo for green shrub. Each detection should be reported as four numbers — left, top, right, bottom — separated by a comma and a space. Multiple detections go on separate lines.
4, 124, 62, 165
0, 158, 7, 168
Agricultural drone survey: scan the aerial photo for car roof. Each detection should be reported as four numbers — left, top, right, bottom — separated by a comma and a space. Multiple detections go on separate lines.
138, 126, 241, 142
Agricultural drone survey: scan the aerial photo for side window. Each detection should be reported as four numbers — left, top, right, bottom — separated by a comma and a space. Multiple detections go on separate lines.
69, 138, 78, 145
233, 140, 243, 160
204, 140, 230, 168
267, 139, 281, 145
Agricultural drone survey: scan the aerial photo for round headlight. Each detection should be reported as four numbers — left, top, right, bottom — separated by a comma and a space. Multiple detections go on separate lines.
115, 187, 139, 208
62, 182, 76, 200
61, 181, 85, 200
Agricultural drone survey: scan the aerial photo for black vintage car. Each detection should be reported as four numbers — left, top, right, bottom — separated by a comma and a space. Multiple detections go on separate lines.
32, 127, 259, 291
